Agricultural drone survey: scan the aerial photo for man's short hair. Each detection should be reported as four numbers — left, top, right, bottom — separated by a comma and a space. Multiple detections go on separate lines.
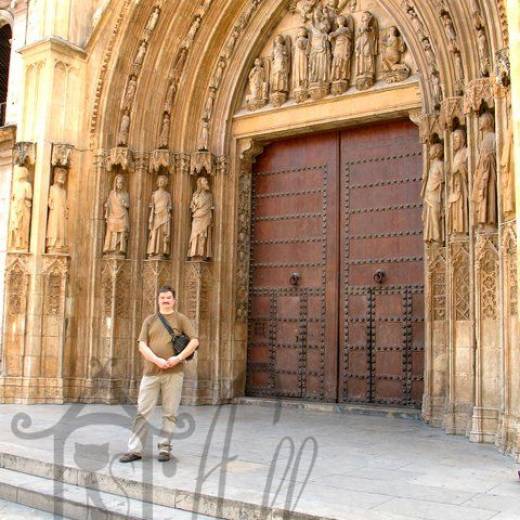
158, 285, 176, 298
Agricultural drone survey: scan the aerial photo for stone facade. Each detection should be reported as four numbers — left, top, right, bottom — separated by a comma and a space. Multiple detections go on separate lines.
0, 0, 518, 460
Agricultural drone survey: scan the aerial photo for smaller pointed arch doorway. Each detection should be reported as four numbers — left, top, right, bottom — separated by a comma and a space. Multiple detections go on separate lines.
246, 119, 425, 407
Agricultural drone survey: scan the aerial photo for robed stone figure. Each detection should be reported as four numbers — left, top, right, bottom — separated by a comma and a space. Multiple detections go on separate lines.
46, 167, 68, 253
472, 112, 497, 228
103, 174, 130, 257
422, 143, 445, 244
188, 177, 214, 260
309, 7, 331, 86
9, 165, 33, 251
147, 175, 172, 259
448, 129, 469, 235
355, 11, 378, 90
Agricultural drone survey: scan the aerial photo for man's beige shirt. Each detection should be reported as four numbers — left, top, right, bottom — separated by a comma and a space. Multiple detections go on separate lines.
138, 311, 197, 376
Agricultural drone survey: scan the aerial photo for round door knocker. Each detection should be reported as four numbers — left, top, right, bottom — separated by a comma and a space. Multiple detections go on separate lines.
290, 272, 301, 286
373, 269, 386, 285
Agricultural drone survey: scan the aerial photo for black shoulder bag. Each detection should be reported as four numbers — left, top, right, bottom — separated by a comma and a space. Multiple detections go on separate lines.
157, 313, 194, 361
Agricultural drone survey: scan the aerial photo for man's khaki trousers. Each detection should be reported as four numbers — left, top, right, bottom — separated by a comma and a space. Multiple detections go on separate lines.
128, 371, 184, 455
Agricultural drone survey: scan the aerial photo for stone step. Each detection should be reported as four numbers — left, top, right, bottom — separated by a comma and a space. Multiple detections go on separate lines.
0, 451, 334, 520
0, 466, 218, 520
233, 397, 422, 420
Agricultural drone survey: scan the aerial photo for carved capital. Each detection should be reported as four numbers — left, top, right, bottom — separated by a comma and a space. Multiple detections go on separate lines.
439, 97, 464, 130
150, 149, 173, 174
216, 155, 228, 176
51, 144, 74, 169
239, 138, 264, 171
105, 147, 134, 172
411, 114, 441, 144
464, 78, 494, 114
13, 142, 36, 167
190, 151, 215, 176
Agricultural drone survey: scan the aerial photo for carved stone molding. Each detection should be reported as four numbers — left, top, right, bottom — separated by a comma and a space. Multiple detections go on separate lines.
450, 240, 470, 321
475, 233, 498, 321
142, 259, 171, 317
503, 223, 518, 318
174, 153, 191, 176
235, 139, 264, 323
13, 142, 36, 167
149, 149, 173, 174
41, 256, 69, 318
101, 258, 132, 321
427, 245, 446, 321
105, 147, 134, 172
440, 97, 464, 130
4, 254, 30, 317
464, 78, 494, 114
51, 144, 74, 169
183, 260, 210, 337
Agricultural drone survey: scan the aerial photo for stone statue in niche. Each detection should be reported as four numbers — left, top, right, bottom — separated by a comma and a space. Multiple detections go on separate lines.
145, 6, 160, 32
246, 58, 268, 111
448, 129, 469, 235
9, 165, 32, 251
293, 27, 310, 102
270, 35, 290, 107
329, 15, 354, 94
422, 143, 444, 244
381, 26, 410, 84
198, 118, 209, 151
103, 174, 130, 257
476, 27, 490, 77
159, 112, 170, 149
147, 175, 172, 259
204, 90, 216, 121
164, 81, 176, 113
210, 57, 226, 90
354, 11, 378, 90
121, 75, 137, 112
472, 112, 497, 228
46, 167, 68, 253
188, 176, 214, 260
441, 12, 457, 52
501, 127, 516, 218
431, 71, 442, 108
134, 41, 147, 66
421, 38, 436, 73
309, 7, 331, 99
117, 113, 130, 146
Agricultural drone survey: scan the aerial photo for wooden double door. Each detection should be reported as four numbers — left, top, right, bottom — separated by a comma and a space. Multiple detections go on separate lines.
246, 120, 425, 407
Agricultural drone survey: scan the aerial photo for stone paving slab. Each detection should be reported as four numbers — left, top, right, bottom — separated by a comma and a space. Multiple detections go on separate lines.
0, 402, 518, 519
0, 497, 64, 519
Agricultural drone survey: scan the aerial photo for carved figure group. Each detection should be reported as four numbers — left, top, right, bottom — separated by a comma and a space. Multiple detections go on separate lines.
147, 175, 172, 259
246, 4, 412, 109
46, 167, 68, 253
103, 174, 130, 257
188, 177, 214, 260
9, 166, 33, 251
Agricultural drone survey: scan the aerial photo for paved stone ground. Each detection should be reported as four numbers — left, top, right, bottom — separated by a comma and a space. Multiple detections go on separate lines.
0, 402, 519, 520
0, 497, 63, 518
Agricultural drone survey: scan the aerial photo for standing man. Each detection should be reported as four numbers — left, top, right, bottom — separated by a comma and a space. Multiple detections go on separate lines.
120, 286, 199, 462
